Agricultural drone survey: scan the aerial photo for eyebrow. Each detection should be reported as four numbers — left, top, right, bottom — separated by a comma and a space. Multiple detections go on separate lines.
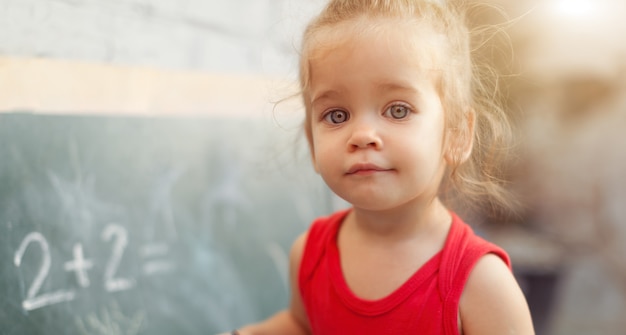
375, 81, 420, 95
310, 81, 421, 107
310, 89, 343, 108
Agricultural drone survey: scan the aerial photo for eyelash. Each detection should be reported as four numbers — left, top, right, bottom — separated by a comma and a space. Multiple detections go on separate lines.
383, 103, 412, 120
321, 103, 413, 124
322, 109, 349, 124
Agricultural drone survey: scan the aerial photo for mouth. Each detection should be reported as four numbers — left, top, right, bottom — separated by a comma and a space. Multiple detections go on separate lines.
346, 163, 391, 175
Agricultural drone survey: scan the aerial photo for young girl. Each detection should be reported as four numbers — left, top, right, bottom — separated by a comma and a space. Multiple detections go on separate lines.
225, 0, 534, 334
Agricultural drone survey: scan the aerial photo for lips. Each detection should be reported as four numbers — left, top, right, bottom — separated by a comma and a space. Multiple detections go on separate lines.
346, 163, 390, 175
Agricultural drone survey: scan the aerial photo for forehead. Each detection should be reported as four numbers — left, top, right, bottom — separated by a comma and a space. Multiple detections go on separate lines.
307, 17, 448, 72
305, 17, 449, 107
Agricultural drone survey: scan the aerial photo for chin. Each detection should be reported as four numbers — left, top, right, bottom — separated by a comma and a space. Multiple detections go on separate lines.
339, 195, 403, 212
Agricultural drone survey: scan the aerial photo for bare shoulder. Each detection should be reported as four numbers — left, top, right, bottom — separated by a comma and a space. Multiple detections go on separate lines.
290, 231, 309, 263
459, 253, 535, 335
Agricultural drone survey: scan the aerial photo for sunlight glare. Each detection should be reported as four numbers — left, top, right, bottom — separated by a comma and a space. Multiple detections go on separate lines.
547, 0, 599, 20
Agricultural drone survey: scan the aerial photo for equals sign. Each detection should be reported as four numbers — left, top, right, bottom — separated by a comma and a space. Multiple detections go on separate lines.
139, 242, 175, 276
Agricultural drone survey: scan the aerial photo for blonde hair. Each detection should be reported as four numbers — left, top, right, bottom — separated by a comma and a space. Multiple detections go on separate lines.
299, 0, 517, 217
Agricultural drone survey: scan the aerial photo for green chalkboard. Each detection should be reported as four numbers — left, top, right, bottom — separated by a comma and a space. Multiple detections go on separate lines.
0, 113, 332, 334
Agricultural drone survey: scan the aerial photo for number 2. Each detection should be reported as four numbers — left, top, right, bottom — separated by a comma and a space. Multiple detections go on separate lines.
102, 224, 136, 292
14, 232, 76, 311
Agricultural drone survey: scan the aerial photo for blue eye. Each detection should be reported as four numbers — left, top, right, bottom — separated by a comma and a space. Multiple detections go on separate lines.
385, 104, 411, 119
324, 110, 349, 124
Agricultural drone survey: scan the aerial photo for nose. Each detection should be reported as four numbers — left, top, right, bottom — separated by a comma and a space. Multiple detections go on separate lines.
347, 118, 383, 151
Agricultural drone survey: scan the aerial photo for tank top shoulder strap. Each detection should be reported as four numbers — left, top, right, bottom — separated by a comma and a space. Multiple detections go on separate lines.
299, 209, 350, 287
440, 213, 511, 334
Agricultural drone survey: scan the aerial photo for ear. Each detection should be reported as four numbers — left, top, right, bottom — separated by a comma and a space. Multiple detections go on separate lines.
445, 108, 475, 165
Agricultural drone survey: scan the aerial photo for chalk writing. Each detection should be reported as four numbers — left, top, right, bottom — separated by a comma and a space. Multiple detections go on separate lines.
149, 167, 186, 239
13, 232, 77, 311
140, 242, 175, 276
64, 243, 94, 288
12, 225, 173, 312
75, 302, 145, 335
101, 224, 135, 292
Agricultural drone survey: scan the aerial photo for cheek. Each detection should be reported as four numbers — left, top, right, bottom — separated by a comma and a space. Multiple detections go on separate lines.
312, 139, 332, 169
400, 127, 446, 169
311, 131, 330, 172
312, 134, 346, 177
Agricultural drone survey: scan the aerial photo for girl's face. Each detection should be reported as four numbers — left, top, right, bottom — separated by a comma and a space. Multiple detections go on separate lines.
307, 21, 450, 212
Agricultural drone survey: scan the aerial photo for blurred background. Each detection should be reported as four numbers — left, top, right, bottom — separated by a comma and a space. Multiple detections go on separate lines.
1, 0, 625, 334
468, 1, 626, 334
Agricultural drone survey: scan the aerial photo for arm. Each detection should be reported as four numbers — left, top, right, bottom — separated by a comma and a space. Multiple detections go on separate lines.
228, 233, 311, 335
459, 254, 535, 335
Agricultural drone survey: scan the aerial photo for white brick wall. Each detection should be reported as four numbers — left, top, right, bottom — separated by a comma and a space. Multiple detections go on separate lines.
0, 0, 326, 76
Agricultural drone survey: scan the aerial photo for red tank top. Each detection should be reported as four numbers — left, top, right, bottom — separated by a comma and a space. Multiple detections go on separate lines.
298, 209, 511, 335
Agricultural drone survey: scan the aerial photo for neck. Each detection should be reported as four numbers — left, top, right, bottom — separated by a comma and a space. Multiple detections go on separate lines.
346, 197, 452, 242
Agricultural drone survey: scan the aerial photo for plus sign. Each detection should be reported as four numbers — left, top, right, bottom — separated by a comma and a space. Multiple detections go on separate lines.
64, 243, 94, 288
